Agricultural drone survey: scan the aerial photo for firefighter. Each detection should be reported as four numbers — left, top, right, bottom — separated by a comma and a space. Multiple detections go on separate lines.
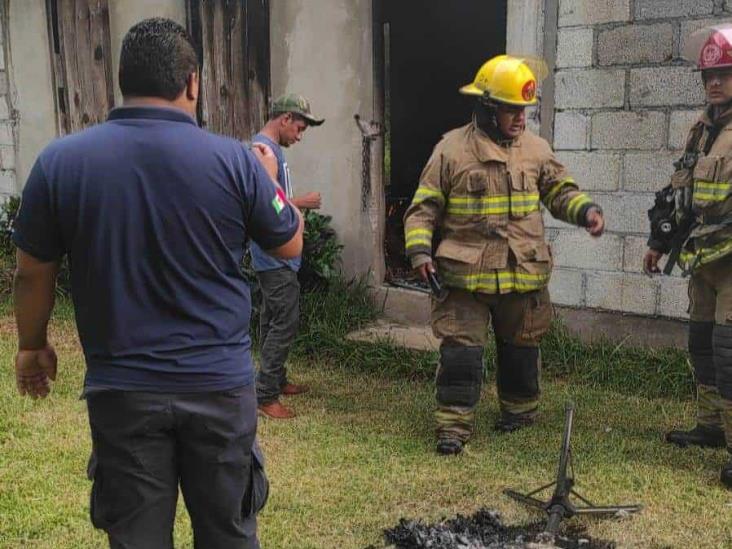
646, 25, 732, 488
404, 55, 605, 455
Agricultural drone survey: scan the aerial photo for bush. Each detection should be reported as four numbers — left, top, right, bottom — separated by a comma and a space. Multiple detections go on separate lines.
243, 210, 343, 334
0, 197, 19, 296
0, 196, 71, 296
299, 210, 343, 291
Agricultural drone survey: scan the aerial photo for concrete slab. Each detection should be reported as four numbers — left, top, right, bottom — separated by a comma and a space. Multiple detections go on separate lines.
346, 319, 439, 352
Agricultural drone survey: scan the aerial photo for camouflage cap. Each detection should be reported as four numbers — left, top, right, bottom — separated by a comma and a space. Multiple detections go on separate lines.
271, 93, 324, 126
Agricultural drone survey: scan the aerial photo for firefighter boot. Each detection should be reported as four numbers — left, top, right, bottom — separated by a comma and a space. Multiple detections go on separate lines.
434, 345, 484, 455
495, 342, 540, 433
666, 385, 725, 447
668, 322, 725, 447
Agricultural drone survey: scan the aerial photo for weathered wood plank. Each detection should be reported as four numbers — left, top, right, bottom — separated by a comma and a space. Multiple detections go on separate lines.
47, 0, 114, 135
187, 0, 270, 140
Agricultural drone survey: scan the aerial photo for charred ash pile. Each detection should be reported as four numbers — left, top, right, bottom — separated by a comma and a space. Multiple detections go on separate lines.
377, 508, 615, 549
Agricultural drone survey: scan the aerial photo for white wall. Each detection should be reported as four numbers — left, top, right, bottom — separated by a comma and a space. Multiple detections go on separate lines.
8, 0, 185, 187
270, 0, 376, 278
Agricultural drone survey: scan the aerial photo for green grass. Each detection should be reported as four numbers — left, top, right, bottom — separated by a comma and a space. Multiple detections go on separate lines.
1, 287, 731, 548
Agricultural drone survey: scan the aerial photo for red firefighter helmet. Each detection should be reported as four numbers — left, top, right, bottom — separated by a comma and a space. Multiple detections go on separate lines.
683, 25, 732, 70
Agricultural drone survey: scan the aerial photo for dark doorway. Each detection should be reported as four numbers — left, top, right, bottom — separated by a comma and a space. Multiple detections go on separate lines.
376, 0, 508, 282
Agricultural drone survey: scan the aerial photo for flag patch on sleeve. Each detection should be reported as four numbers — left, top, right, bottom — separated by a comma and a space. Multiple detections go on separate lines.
272, 188, 286, 215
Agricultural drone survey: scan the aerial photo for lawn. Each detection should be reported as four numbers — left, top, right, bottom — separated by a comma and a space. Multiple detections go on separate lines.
1, 296, 732, 548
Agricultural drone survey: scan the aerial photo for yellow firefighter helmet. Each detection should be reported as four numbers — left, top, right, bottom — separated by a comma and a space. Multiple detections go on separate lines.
459, 55, 508, 96
460, 55, 548, 106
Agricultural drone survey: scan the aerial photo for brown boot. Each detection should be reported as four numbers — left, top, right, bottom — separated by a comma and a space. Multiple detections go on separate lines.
258, 400, 296, 419
281, 383, 309, 396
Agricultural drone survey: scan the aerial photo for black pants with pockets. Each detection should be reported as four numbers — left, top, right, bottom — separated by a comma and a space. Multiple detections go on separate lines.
86, 384, 265, 549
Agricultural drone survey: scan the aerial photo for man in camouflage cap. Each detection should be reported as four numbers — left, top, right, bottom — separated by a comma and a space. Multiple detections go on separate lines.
271, 93, 324, 128
251, 93, 324, 419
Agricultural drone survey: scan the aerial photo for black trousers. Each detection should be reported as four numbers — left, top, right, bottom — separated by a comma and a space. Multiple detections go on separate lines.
86, 384, 264, 549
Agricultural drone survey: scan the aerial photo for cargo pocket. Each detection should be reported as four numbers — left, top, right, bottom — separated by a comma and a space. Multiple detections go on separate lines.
242, 442, 269, 517
435, 240, 485, 290
693, 156, 730, 214
457, 169, 508, 233
87, 456, 139, 530
518, 288, 552, 346
508, 169, 540, 219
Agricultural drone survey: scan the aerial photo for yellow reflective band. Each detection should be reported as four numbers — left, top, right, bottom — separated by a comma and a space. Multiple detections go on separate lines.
447, 193, 540, 215
694, 181, 732, 202
405, 228, 432, 238
405, 237, 432, 249
694, 180, 731, 202
679, 237, 732, 271
411, 186, 445, 206
542, 177, 576, 207
566, 193, 592, 224
443, 270, 550, 293
405, 228, 433, 250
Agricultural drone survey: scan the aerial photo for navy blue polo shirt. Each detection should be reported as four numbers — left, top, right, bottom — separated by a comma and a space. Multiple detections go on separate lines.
13, 106, 299, 392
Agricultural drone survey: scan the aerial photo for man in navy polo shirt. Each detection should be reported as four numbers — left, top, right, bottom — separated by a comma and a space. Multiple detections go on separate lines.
12, 18, 301, 549
250, 93, 324, 419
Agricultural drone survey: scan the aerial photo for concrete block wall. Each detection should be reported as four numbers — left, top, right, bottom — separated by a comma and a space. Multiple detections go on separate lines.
548, 0, 732, 319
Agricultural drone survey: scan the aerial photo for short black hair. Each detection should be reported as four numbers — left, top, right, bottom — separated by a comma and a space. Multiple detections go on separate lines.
119, 18, 198, 100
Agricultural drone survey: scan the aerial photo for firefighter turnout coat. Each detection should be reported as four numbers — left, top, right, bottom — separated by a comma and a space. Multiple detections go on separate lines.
404, 121, 598, 293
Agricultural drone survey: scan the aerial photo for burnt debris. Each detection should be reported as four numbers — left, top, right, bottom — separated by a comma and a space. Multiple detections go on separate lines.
379, 507, 614, 549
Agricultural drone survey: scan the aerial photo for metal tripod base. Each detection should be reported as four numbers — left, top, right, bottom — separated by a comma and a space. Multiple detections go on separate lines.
504, 402, 642, 535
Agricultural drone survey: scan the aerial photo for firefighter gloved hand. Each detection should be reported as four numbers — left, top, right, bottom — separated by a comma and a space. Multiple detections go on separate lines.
643, 248, 664, 276
15, 344, 57, 399
584, 207, 605, 237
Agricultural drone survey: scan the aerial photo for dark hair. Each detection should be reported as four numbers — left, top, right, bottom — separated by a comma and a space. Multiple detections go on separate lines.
119, 18, 199, 100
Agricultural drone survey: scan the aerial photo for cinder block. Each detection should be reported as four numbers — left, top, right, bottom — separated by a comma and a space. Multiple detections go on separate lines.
592, 192, 653, 234
553, 111, 588, 150
630, 67, 704, 107
623, 236, 649, 274
658, 276, 690, 319
669, 110, 702, 150
681, 18, 732, 58
635, 0, 713, 20
623, 151, 679, 193
559, 0, 630, 26
555, 69, 625, 109
554, 151, 621, 191
591, 111, 665, 150
0, 146, 14, 170
552, 229, 623, 270
586, 271, 659, 315
0, 170, 15, 195
0, 122, 13, 146
556, 28, 593, 68
598, 23, 673, 66
549, 267, 585, 307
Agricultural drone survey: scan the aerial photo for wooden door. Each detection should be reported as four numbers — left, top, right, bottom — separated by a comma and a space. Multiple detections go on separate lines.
187, 0, 270, 140
47, 0, 114, 135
